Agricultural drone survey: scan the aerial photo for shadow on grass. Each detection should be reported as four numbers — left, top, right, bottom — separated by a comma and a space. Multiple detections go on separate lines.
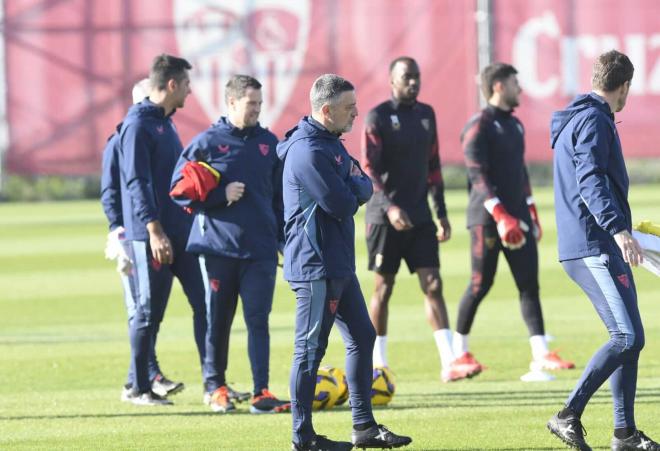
0, 410, 256, 421
372, 386, 660, 411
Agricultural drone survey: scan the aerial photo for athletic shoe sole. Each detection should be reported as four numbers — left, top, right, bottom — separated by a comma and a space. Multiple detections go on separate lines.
547, 421, 591, 451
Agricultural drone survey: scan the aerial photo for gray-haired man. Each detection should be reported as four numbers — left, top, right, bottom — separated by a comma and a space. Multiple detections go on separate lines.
277, 74, 412, 451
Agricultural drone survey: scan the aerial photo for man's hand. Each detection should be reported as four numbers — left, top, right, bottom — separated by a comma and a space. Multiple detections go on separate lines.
387, 206, 413, 231
147, 220, 173, 265
437, 217, 452, 242
489, 202, 528, 250
614, 230, 644, 267
527, 200, 543, 242
225, 181, 245, 205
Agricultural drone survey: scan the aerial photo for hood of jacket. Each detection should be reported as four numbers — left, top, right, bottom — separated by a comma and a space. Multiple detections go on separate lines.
276, 116, 339, 161
550, 92, 613, 149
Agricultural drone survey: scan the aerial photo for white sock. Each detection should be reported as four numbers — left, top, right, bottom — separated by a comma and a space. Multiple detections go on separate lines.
453, 332, 469, 357
433, 329, 455, 370
529, 334, 549, 361
373, 335, 388, 368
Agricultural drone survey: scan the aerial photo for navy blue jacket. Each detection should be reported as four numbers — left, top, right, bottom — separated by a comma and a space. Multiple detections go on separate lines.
170, 117, 282, 261
277, 116, 373, 281
550, 92, 632, 261
118, 99, 192, 242
100, 123, 123, 231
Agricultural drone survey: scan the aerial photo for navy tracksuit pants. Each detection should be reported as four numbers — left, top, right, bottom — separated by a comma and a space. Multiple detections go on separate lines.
124, 236, 207, 393
289, 274, 376, 445
562, 253, 644, 428
199, 254, 276, 395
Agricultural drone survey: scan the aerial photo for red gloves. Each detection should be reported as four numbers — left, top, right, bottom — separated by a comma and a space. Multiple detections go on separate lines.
488, 200, 529, 250
527, 197, 542, 241
170, 161, 220, 203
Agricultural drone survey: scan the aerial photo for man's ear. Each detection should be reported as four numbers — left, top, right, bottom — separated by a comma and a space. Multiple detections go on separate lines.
321, 103, 331, 118
166, 78, 178, 93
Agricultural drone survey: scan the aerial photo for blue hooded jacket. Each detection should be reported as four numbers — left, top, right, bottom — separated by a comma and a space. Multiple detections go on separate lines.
100, 123, 123, 232
118, 99, 192, 243
550, 92, 631, 261
277, 116, 373, 282
170, 117, 282, 261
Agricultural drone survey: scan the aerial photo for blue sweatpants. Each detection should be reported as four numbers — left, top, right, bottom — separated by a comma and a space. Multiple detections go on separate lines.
562, 253, 644, 428
199, 254, 276, 395
120, 272, 169, 386
124, 237, 207, 393
289, 274, 376, 445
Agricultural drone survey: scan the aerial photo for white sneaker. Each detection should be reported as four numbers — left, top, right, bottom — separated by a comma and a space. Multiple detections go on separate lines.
520, 370, 555, 382
131, 391, 173, 406
120, 384, 137, 402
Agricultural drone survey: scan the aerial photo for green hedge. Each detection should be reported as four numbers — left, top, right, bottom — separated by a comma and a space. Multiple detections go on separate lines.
2, 158, 660, 201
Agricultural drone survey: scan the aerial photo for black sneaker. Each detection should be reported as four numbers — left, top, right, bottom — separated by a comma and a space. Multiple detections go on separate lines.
249, 389, 291, 414
547, 412, 592, 451
227, 384, 251, 403
612, 430, 660, 450
151, 374, 184, 397
292, 435, 354, 451
351, 424, 412, 449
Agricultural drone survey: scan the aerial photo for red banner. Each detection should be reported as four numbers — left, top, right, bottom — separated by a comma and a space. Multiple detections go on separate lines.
2, 0, 477, 175
494, 0, 660, 160
5, 0, 658, 176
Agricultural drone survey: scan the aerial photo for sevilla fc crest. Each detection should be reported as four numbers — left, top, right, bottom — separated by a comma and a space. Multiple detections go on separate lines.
174, 0, 310, 128
210, 278, 221, 292
259, 143, 270, 156
617, 274, 630, 289
328, 299, 339, 315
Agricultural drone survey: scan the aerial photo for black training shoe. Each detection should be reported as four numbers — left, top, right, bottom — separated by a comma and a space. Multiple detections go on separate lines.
226, 384, 251, 403
352, 424, 412, 449
151, 374, 184, 397
612, 430, 660, 450
292, 435, 354, 451
547, 412, 592, 450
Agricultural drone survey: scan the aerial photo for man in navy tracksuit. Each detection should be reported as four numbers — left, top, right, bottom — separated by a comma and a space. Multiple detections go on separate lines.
170, 75, 290, 415
117, 55, 206, 406
547, 50, 659, 451
278, 74, 412, 451
100, 80, 191, 403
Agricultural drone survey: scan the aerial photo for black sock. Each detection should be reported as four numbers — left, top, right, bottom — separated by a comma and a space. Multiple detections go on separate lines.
353, 421, 377, 431
614, 427, 636, 439
557, 407, 578, 419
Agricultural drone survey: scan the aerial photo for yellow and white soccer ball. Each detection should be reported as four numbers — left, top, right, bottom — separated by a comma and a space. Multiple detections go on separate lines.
322, 366, 348, 406
313, 367, 340, 411
371, 366, 396, 406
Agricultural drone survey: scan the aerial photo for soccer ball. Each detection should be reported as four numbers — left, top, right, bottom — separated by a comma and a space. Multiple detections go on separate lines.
322, 366, 348, 406
371, 366, 395, 406
313, 367, 340, 411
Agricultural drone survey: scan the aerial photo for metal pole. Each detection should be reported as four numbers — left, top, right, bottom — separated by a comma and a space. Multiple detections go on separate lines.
0, 0, 9, 196
475, 0, 493, 108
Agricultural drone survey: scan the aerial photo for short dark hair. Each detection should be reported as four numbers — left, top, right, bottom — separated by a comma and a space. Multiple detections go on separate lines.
224, 75, 262, 103
149, 54, 192, 91
480, 63, 517, 99
310, 74, 354, 112
592, 50, 634, 92
389, 56, 418, 74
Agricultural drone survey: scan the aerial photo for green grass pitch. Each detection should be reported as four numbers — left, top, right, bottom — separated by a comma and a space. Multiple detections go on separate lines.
1, 185, 659, 450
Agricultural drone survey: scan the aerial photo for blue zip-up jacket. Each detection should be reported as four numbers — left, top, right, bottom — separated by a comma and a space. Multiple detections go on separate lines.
550, 92, 632, 261
100, 123, 123, 231
170, 117, 282, 261
118, 99, 192, 242
277, 116, 373, 281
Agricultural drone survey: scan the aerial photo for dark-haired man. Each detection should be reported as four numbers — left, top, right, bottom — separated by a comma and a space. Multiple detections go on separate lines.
278, 73, 411, 451
117, 54, 206, 405
547, 50, 659, 451
171, 75, 289, 415
362, 56, 478, 383
102, 78, 193, 404
454, 62, 574, 374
